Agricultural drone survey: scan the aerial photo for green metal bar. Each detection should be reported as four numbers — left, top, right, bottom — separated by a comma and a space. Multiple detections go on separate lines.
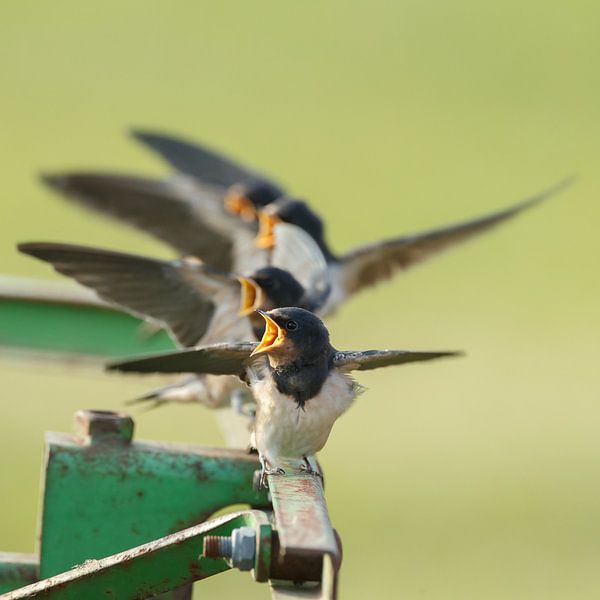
39, 411, 269, 580
0, 555, 37, 595
1, 414, 341, 598
0, 276, 175, 359
3, 511, 270, 599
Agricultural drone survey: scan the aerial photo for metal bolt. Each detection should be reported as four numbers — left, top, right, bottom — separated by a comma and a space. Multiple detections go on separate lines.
203, 527, 256, 571
74, 409, 134, 445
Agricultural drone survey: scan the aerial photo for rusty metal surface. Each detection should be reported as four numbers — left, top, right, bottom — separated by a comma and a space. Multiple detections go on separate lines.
2, 511, 268, 599
267, 463, 339, 560
269, 533, 322, 582
0, 555, 38, 595
1, 413, 342, 599
266, 461, 340, 599
38, 419, 269, 580
270, 554, 338, 600
73, 409, 134, 445
270, 582, 324, 599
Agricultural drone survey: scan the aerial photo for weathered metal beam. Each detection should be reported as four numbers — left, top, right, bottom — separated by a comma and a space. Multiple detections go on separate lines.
39, 411, 269, 580
1, 414, 342, 599
2, 511, 271, 599
268, 462, 339, 560
267, 461, 340, 600
1, 508, 339, 600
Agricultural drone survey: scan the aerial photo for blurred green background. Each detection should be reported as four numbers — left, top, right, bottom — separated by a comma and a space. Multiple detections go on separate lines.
1, 1, 598, 598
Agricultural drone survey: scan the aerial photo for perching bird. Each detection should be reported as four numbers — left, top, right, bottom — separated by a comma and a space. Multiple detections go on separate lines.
17, 236, 328, 409
41, 129, 287, 272
130, 129, 285, 221
108, 307, 461, 482
255, 177, 574, 315
40, 172, 271, 274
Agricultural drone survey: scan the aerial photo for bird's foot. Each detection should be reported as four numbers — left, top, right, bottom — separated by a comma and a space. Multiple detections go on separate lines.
258, 465, 286, 489
300, 456, 323, 479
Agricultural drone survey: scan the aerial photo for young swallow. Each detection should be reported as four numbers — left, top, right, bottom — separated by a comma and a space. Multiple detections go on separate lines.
39, 130, 285, 270
130, 129, 574, 270
39, 172, 272, 273
41, 130, 572, 306
255, 177, 575, 315
17, 242, 326, 409
108, 307, 460, 482
130, 129, 285, 221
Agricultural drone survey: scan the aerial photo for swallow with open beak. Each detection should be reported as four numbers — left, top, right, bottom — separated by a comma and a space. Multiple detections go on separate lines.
130, 129, 285, 219
108, 307, 461, 482
41, 128, 573, 307
255, 177, 575, 315
40, 172, 279, 273
17, 242, 327, 409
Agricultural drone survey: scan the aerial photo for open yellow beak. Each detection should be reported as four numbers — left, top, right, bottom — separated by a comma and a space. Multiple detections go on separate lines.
250, 310, 287, 356
255, 212, 282, 249
238, 276, 265, 316
224, 191, 257, 222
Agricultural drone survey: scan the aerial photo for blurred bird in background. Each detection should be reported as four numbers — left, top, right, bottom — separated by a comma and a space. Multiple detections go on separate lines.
38, 129, 573, 320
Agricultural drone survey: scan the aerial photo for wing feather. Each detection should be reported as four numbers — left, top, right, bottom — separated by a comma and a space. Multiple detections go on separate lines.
18, 243, 237, 347
131, 129, 283, 191
333, 349, 462, 371
334, 177, 575, 298
107, 342, 257, 375
41, 172, 244, 270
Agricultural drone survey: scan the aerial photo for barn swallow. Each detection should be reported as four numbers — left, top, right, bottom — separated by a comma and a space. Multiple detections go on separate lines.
130, 130, 574, 274
39, 130, 285, 268
42, 129, 573, 305
40, 172, 272, 273
17, 242, 327, 409
108, 307, 460, 483
130, 130, 285, 219
255, 177, 575, 315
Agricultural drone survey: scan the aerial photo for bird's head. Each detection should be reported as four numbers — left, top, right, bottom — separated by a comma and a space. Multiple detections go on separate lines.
224, 180, 282, 222
237, 267, 305, 317
255, 197, 327, 253
250, 307, 331, 366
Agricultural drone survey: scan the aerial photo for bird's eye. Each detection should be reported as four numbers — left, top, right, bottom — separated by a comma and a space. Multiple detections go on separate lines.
286, 320, 298, 331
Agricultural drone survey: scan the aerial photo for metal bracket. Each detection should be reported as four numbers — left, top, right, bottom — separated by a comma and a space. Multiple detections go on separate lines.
0, 413, 341, 599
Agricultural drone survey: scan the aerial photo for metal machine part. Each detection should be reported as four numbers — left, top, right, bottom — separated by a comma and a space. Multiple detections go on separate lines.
0, 410, 341, 599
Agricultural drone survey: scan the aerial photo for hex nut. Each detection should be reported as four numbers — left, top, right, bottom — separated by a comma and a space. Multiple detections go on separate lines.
231, 527, 256, 571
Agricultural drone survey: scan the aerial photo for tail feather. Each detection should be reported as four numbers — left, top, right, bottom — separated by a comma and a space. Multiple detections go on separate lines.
124, 377, 211, 409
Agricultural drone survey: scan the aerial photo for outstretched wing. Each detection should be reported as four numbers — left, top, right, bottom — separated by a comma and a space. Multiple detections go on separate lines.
40, 172, 245, 271
131, 129, 284, 192
271, 223, 331, 312
108, 342, 257, 375
332, 177, 575, 300
18, 243, 238, 348
333, 349, 462, 371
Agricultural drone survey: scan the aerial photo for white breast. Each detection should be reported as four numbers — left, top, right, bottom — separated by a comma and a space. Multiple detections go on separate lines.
251, 367, 359, 468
